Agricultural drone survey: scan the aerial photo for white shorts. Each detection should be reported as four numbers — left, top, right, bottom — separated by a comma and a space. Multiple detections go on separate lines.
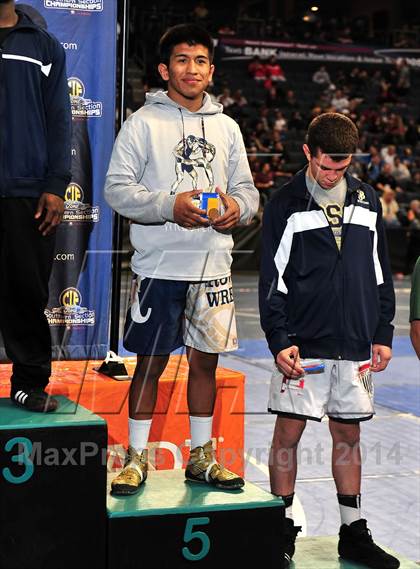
268, 358, 375, 422
184, 277, 238, 353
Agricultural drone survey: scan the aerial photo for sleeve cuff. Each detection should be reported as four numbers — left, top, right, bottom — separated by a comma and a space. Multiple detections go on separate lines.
373, 323, 394, 348
268, 331, 293, 359
44, 176, 68, 199
161, 194, 176, 222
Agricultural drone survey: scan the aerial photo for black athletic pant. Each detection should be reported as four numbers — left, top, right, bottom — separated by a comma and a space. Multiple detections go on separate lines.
0, 198, 56, 392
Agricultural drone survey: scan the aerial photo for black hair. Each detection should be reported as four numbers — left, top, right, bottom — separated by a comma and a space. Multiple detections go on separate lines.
159, 24, 214, 66
307, 112, 359, 161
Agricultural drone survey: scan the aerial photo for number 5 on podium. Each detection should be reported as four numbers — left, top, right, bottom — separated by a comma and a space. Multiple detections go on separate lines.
182, 517, 211, 561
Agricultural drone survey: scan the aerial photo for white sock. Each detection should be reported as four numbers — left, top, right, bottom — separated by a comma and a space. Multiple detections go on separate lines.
338, 494, 361, 526
286, 505, 294, 520
282, 493, 294, 521
128, 418, 152, 454
190, 415, 213, 449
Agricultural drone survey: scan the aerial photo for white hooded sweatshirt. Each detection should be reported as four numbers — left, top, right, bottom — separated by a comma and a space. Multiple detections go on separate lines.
105, 91, 259, 281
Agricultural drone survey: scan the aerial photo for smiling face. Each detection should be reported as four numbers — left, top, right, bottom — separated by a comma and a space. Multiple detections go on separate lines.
158, 42, 214, 111
303, 144, 352, 190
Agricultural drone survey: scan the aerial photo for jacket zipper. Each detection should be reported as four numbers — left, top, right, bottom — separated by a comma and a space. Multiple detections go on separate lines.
319, 204, 344, 358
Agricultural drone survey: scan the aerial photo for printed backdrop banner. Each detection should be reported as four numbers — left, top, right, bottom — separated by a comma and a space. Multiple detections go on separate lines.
13, 0, 117, 360
218, 37, 420, 67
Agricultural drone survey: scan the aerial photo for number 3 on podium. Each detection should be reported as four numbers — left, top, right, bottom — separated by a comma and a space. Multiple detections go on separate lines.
2, 437, 34, 484
182, 517, 211, 561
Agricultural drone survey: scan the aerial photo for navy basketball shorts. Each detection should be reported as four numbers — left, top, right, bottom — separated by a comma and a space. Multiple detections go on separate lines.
268, 359, 375, 422
123, 274, 238, 355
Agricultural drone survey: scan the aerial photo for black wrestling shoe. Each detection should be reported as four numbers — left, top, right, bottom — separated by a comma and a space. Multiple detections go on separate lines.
283, 517, 302, 568
11, 388, 59, 413
338, 519, 400, 569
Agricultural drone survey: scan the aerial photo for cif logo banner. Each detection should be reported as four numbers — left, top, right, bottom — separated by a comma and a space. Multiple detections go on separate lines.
44, 0, 103, 10
64, 183, 100, 223
16, 1, 116, 359
45, 287, 95, 326
68, 76, 103, 118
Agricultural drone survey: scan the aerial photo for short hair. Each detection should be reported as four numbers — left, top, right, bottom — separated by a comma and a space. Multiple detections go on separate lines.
159, 24, 214, 66
306, 112, 359, 161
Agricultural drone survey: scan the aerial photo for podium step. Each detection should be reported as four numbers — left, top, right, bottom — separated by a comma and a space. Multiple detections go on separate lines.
293, 536, 418, 568
0, 396, 108, 569
107, 469, 284, 568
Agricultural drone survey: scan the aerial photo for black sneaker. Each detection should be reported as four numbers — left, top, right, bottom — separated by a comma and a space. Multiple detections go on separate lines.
11, 388, 59, 413
338, 519, 400, 569
283, 517, 302, 568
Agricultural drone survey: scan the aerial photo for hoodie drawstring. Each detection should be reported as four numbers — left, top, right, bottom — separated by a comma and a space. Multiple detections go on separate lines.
178, 108, 206, 155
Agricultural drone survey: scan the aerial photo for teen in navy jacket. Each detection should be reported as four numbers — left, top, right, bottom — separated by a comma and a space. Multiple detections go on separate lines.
259, 113, 398, 569
0, 2, 71, 413
259, 169, 395, 362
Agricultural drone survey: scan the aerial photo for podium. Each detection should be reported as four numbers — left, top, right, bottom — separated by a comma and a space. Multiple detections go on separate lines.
0, 357, 245, 476
107, 469, 284, 569
0, 396, 107, 569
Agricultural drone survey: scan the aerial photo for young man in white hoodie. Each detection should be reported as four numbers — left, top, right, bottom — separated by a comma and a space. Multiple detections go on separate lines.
105, 24, 259, 495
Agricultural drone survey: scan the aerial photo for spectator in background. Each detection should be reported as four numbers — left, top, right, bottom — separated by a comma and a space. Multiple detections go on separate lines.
310, 105, 323, 120
254, 162, 275, 204
392, 157, 411, 185
266, 85, 281, 108
247, 55, 260, 76
367, 154, 383, 184
331, 89, 350, 114
288, 110, 305, 130
375, 163, 398, 194
218, 23, 236, 36
312, 65, 332, 88
247, 145, 261, 174
232, 89, 248, 107
377, 79, 397, 104
270, 153, 291, 179
402, 146, 415, 167
396, 58, 411, 96
217, 87, 234, 108
248, 56, 266, 81
380, 188, 400, 226
381, 144, 397, 167
405, 118, 419, 147
383, 113, 406, 145
192, 0, 209, 21
406, 200, 420, 229
265, 55, 286, 83
274, 110, 287, 133
406, 171, 420, 199
284, 90, 299, 111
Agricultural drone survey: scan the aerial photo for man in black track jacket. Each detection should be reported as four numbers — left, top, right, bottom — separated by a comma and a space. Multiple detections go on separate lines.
259, 113, 399, 569
0, 1, 71, 412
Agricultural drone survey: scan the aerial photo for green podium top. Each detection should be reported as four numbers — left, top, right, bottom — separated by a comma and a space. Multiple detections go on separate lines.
107, 469, 283, 518
0, 396, 106, 430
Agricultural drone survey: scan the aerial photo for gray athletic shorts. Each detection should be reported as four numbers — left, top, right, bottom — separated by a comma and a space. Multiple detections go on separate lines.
268, 358, 374, 423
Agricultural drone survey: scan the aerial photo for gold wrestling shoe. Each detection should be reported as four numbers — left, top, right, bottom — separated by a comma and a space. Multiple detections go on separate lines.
185, 440, 244, 490
111, 446, 148, 496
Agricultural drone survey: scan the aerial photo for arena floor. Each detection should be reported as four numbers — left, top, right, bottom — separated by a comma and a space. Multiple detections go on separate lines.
120, 270, 420, 563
